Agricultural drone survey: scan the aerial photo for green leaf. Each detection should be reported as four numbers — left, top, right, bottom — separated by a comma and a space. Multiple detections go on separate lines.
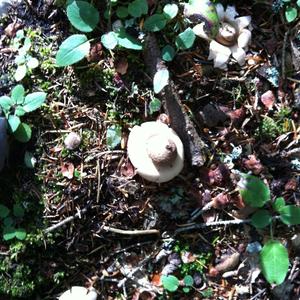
0, 204, 10, 219
15, 106, 26, 117
23, 37, 32, 52
239, 174, 270, 208
0, 96, 14, 112
15, 228, 26, 240
183, 275, 194, 286
163, 3, 178, 20
161, 275, 179, 292
23, 92, 46, 112
273, 197, 285, 213
26, 56, 39, 69
106, 124, 121, 149
260, 240, 289, 285
297, 0, 300, 8
115, 29, 142, 50
116, 6, 128, 19
13, 122, 32, 143
67, 0, 99, 32
15, 53, 26, 65
101, 32, 118, 50
251, 209, 272, 229
56, 34, 90, 67
175, 28, 196, 50
14, 64, 27, 82
3, 217, 13, 227
162, 45, 176, 61
8, 115, 21, 132
3, 226, 16, 240
128, 0, 148, 18
11, 84, 25, 104
149, 98, 161, 114
13, 204, 24, 218
183, 287, 190, 293
279, 205, 300, 225
144, 14, 167, 32
153, 69, 169, 93
285, 6, 297, 23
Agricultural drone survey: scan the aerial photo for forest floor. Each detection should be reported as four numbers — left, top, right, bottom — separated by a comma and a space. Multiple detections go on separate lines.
0, 0, 300, 299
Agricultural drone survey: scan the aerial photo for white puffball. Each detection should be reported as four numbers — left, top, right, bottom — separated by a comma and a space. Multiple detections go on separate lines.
64, 132, 81, 150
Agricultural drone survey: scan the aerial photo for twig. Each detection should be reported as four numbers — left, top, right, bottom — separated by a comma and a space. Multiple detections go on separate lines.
44, 206, 89, 234
175, 219, 251, 235
102, 225, 160, 236
282, 30, 289, 80
176, 216, 281, 235
189, 201, 214, 222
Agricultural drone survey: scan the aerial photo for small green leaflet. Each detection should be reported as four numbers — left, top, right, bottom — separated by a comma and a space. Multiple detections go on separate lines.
161, 275, 179, 292
23, 92, 46, 112
279, 205, 300, 225
144, 14, 167, 32
106, 124, 122, 149
11, 84, 25, 104
238, 174, 270, 208
56, 34, 90, 67
13, 203, 25, 218
128, 0, 148, 18
260, 240, 289, 285
162, 45, 176, 61
163, 4, 178, 20
251, 209, 272, 229
101, 32, 118, 50
14, 64, 27, 82
3, 226, 16, 241
149, 98, 161, 114
153, 69, 169, 94
8, 115, 21, 132
115, 29, 143, 50
0, 204, 10, 219
285, 6, 297, 23
13, 122, 32, 143
175, 28, 196, 50
272, 197, 285, 213
116, 6, 128, 19
0, 96, 14, 113
15, 228, 26, 240
67, 0, 99, 32
183, 275, 194, 286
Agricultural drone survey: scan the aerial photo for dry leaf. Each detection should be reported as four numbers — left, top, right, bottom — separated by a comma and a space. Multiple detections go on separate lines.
210, 253, 240, 276
261, 90, 275, 109
242, 154, 264, 175
115, 58, 128, 75
61, 162, 75, 179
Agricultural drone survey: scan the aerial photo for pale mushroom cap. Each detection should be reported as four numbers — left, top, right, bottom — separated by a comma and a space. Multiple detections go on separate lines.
58, 286, 97, 300
127, 122, 184, 183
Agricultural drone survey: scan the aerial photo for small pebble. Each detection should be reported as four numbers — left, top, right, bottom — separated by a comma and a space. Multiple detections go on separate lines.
64, 132, 81, 150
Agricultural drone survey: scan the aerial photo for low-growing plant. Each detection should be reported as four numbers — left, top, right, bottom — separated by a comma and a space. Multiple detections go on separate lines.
54, 0, 219, 93
12, 29, 39, 81
0, 84, 46, 142
273, 0, 300, 22
238, 174, 300, 285
0, 203, 26, 241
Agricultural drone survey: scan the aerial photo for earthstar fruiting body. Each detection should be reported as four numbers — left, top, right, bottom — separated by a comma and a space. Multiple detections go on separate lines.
127, 121, 184, 183
184, 1, 252, 70
58, 286, 97, 300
